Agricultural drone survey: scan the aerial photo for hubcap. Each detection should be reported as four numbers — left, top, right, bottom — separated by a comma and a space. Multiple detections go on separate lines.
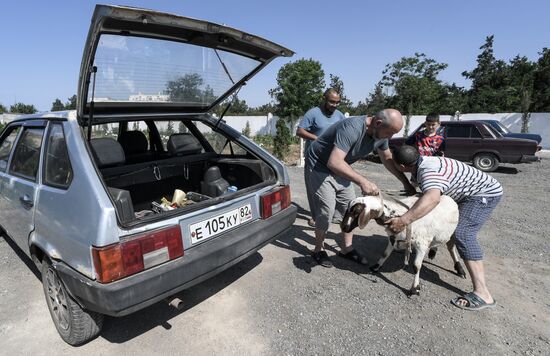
46, 268, 70, 330
479, 157, 493, 169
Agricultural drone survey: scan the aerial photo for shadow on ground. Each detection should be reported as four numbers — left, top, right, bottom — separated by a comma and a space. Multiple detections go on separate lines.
273, 204, 465, 296
101, 252, 263, 343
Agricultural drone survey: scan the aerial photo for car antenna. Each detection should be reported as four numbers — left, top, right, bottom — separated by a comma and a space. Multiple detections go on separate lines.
87, 66, 97, 141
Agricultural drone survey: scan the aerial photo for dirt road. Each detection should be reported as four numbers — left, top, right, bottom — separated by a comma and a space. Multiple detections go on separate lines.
1, 154, 549, 355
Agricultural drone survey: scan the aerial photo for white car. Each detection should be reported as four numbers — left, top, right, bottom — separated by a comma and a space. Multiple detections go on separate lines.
0, 4, 296, 345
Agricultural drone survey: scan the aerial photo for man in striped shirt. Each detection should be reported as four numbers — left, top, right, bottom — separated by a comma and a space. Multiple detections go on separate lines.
387, 145, 503, 311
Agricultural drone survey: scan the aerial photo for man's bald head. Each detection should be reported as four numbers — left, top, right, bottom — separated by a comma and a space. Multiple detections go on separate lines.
375, 109, 403, 132
370, 109, 403, 139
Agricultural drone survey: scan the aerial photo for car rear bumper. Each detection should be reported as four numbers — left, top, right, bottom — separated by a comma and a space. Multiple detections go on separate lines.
54, 205, 297, 316
520, 155, 540, 163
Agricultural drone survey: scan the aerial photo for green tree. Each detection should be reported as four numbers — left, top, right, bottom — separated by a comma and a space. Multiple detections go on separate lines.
532, 48, 550, 112
328, 74, 353, 114
65, 95, 77, 110
269, 58, 325, 157
379, 53, 449, 133
0, 103, 7, 113
0, 122, 5, 132
269, 58, 325, 123
364, 82, 389, 115
165, 73, 204, 102
273, 119, 292, 160
242, 121, 251, 138
462, 36, 511, 112
51, 98, 65, 111
10, 102, 37, 114
247, 103, 276, 115
506, 55, 536, 132
213, 95, 250, 116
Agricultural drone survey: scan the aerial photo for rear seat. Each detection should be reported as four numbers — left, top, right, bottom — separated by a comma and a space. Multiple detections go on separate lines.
118, 130, 154, 164
90, 138, 135, 223
90, 138, 125, 168
167, 133, 203, 156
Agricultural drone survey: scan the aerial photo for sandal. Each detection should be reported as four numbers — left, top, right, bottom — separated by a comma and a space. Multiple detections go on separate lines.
451, 292, 496, 311
312, 251, 333, 268
338, 249, 368, 265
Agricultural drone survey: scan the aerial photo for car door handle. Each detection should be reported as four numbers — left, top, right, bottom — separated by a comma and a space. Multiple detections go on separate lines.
19, 194, 34, 209
472, 140, 480, 143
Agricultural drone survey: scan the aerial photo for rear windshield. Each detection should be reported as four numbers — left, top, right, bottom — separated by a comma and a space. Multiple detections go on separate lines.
89, 34, 261, 106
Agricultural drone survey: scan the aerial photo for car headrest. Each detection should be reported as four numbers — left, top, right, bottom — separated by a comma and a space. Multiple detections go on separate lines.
90, 138, 125, 168
167, 133, 202, 156
118, 130, 148, 155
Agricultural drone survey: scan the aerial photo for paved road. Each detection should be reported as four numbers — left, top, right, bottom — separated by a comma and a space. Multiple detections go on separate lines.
1, 155, 549, 355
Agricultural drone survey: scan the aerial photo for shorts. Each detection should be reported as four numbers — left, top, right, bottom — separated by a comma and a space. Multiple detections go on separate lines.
304, 166, 356, 232
454, 195, 501, 261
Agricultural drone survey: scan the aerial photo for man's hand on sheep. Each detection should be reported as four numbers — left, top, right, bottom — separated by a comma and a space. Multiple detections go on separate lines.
359, 177, 380, 196
386, 216, 407, 233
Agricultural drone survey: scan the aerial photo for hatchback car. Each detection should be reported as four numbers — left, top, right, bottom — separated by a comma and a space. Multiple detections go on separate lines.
389, 120, 540, 172
0, 5, 296, 345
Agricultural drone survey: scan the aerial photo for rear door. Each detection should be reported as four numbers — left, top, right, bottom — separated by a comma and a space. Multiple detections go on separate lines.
0, 124, 22, 225
442, 123, 483, 161
1, 123, 46, 251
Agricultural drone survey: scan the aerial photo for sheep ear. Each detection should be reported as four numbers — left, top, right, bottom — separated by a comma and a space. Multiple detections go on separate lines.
359, 210, 374, 229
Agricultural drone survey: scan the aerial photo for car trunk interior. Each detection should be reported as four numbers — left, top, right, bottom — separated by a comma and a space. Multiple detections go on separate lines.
96, 155, 275, 223
88, 128, 276, 224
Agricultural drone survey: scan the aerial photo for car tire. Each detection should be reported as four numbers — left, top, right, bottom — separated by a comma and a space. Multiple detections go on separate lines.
473, 153, 499, 172
41, 259, 103, 345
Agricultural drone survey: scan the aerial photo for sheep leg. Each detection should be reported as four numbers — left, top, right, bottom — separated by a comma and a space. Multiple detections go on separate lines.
370, 236, 396, 272
447, 237, 466, 279
409, 246, 427, 296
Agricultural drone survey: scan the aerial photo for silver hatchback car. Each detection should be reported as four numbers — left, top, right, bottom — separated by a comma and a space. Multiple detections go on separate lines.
0, 5, 296, 345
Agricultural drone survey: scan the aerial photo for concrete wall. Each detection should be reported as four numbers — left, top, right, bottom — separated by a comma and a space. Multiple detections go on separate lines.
0, 113, 20, 124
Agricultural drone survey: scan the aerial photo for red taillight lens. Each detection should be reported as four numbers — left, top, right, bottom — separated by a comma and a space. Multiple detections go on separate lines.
261, 185, 291, 219
92, 225, 184, 283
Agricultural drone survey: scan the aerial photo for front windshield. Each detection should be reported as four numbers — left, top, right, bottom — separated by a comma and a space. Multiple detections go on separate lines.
88, 34, 261, 106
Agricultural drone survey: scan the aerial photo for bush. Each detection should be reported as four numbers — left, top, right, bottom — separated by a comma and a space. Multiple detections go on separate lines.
273, 119, 292, 159
242, 121, 251, 138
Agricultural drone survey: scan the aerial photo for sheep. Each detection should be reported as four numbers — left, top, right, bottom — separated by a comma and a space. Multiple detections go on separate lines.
340, 193, 466, 295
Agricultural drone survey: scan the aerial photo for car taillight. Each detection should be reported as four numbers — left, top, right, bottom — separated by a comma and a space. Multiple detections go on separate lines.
92, 225, 184, 283
261, 185, 291, 219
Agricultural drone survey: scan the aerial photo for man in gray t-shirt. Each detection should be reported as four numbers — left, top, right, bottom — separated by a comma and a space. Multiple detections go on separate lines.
305, 109, 416, 268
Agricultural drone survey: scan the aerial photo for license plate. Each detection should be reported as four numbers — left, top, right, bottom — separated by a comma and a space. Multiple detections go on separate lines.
189, 204, 253, 244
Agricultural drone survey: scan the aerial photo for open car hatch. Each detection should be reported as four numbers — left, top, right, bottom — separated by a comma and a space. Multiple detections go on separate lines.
77, 4, 294, 123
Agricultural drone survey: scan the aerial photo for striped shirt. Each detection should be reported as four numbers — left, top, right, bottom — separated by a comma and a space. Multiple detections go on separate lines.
414, 156, 503, 202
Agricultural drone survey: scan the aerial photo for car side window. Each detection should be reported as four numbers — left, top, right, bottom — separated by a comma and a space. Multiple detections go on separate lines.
9, 127, 45, 181
470, 126, 482, 138
445, 125, 470, 138
196, 121, 247, 155
44, 124, 73, 188
445, 125, 481, 138
0, 126, 21, 172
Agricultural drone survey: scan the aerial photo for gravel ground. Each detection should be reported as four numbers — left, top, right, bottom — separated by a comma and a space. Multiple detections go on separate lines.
1, 153, 549, 355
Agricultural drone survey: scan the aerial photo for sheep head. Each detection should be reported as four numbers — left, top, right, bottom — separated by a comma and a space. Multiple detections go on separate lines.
340, 195, 384, 233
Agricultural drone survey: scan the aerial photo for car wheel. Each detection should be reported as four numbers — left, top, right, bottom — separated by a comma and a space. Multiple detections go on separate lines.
41, 259, 103, 345
473, 153, 499, 172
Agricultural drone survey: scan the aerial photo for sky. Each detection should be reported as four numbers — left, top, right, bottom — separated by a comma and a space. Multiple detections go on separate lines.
1, 0, 549, 112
